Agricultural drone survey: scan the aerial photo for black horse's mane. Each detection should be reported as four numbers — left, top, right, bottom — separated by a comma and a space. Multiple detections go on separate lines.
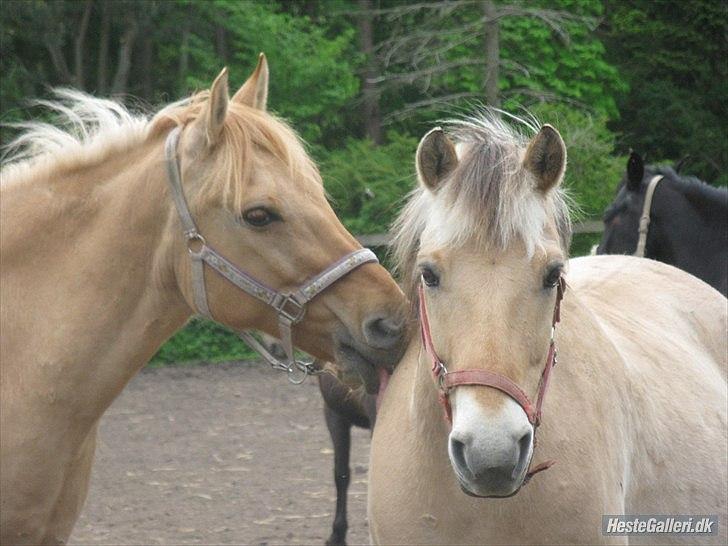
649, 165, 728, 210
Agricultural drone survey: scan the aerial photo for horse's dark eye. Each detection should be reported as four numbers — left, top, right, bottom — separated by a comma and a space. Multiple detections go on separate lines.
242, 207, 276, 227
421, 266, 440, 288
543, 265, 563, 289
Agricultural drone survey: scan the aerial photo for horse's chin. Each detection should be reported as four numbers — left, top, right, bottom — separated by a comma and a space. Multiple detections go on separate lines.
334, 343, 381, 394
449, 455, 529, 499
334, 328, 398, 394
455, 475, 525, 499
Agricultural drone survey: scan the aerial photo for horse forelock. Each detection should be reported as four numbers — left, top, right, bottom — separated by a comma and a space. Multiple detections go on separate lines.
152, 93, 322, 212
1, 89, 321, 215
391, 111, 572, 306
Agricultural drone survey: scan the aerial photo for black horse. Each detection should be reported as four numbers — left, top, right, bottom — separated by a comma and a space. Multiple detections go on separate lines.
598, 152, 728, 297
317, 374, 375, 546
257, 333, 374, 546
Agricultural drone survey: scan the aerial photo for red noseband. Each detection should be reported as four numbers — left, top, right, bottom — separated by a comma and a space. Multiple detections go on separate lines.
418, 276, 566, 485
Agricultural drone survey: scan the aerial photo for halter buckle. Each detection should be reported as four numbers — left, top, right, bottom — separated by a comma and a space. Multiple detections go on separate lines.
274, 294, 306, 324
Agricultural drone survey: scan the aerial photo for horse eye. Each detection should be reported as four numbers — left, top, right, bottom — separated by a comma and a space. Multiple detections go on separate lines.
543, 265, 563, 289
421, 266, 440, 288
242, 207, 277, 227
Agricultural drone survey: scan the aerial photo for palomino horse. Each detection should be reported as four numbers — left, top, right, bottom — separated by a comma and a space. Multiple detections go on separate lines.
0, 55, 407, 544
368, 115, 727, 544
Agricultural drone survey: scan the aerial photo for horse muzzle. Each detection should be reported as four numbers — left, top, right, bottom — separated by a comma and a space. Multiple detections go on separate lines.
447, 397, 535, 498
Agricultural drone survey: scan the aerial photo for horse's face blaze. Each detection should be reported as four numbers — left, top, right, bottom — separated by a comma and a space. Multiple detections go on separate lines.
171, 59, 408, 383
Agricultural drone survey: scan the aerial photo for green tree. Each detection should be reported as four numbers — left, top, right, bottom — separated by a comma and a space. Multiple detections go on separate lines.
603, 0, 728, 185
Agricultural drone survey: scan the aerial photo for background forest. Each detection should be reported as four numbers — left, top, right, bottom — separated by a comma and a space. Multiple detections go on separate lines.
2, 0, 726, 363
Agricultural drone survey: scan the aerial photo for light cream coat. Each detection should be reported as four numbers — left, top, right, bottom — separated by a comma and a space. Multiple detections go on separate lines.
369, 117, 727, 545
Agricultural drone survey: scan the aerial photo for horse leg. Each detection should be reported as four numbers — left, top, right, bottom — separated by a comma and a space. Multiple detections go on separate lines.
43, 425, 98, 544
324, 403, 352, 546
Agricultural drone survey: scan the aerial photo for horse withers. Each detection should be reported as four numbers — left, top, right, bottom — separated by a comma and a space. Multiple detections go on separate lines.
368, 114, 727, 544
0, 55, 407, 545
597, 151, 727, 296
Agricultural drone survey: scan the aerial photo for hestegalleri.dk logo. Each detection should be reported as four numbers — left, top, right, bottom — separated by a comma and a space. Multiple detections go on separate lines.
602, 515, 719, 535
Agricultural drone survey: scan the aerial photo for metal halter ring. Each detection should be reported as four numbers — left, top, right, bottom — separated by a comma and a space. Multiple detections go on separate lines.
286, 358, 317, 384
185, 232, 207, 257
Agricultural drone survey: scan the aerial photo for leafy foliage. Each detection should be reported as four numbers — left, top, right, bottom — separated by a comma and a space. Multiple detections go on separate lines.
320, 131, 418, 234
604, 0, 728, 185
151, 318, 256, 365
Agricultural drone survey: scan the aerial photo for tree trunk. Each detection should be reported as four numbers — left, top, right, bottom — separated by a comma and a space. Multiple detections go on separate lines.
111, 20, 139, 96
73, 0, 93, 90
140, 32, 153, 100
178, 23, 191, 90
215, 24, 227, 64
45, 38, 73, 85
358, 0, 382, 144
483, 0, 500, 108
97, 0, 110, 94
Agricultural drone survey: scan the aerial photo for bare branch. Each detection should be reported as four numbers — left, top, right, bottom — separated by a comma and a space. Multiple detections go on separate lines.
383, 92, 482, 124
372, 58, 484, 85
339, 1, 474, 19
502, 87, 590, 111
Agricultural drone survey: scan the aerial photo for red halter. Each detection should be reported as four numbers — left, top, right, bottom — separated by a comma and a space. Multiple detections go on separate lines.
418, 276, 565, 484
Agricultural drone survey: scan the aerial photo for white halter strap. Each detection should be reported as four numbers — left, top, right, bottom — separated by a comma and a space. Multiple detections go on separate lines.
634, 175, 663, 257
164, 127, 378, 383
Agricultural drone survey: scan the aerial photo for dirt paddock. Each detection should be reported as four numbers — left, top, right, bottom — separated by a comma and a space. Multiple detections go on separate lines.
70, 362, 371, 545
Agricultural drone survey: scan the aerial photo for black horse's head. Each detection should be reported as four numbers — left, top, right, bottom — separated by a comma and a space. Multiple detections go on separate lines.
597, 152, 649, 255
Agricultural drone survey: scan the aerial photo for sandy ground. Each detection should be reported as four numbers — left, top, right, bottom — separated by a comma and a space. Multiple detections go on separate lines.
69, 362, 371, 545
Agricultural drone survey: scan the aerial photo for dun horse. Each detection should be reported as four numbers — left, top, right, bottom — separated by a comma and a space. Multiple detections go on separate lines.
597, 151, 727, 296
0, 55, 407, 544
368, 115, 727, 544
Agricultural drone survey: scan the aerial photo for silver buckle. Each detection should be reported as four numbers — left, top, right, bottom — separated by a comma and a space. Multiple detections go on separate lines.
275, 295, 306, 324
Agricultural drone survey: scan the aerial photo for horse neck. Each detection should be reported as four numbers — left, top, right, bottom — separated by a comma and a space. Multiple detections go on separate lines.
650, 178, 728, 273
1, 135, 191, 423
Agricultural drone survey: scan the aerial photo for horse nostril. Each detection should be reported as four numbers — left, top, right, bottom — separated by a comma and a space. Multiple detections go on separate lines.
363, 316, 404, 350
515, 430, 533, 477
450, 438, 468, 472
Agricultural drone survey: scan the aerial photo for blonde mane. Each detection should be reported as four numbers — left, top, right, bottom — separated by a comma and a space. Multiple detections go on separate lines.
1, 89, 321, 212
391, 112, 572, 301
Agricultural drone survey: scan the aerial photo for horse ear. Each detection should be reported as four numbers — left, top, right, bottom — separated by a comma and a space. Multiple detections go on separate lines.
232, 53, 269, 110
191, 67, 229, 149
626, 151, 644, 191
674, 155, 690, 174
416, 127, 458, 192
524, 125, 566, 193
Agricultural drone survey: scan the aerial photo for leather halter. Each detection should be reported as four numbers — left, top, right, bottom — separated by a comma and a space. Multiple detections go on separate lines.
418, 275, 565, 488
164, 127, 378, 383
634, 175, 663, 257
